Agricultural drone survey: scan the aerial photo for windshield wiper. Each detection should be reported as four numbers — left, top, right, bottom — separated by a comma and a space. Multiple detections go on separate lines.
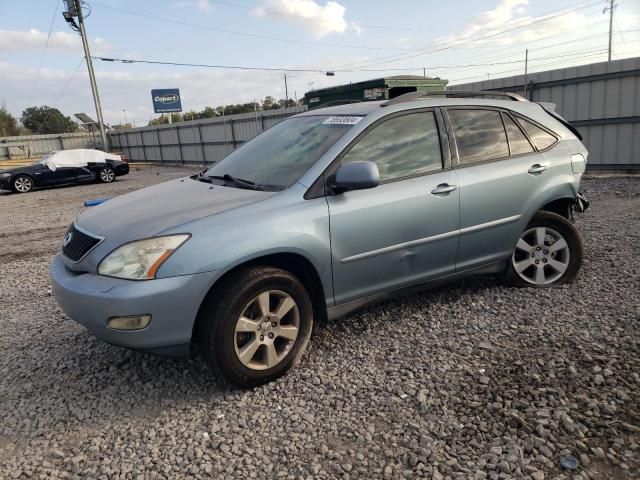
205, 174, 264, 191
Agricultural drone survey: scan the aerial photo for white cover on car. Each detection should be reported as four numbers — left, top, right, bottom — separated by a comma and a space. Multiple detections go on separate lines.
42, 149, 120, 171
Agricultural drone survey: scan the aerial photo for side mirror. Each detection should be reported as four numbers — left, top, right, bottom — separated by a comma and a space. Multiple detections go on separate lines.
331, 161, 380, 193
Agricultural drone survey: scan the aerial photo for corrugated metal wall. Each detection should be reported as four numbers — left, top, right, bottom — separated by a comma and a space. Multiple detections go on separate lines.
110, 105, 308, 165
452, 57, 640, 169
0, 132, 102, 160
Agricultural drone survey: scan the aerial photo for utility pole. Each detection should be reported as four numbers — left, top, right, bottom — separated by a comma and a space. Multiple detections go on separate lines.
523, 49, 529, 98
423, 67, 426, 78
284, 74, 289, 102
63, 0, 108, 151
605, 0, 616, 61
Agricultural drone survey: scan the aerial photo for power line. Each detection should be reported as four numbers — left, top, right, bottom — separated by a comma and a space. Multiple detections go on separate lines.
449, 50, 610, 84
416, 20, 611, 71
94, 46, 622, 74
28, 0, 60, 106
52, 57, 85, 108
89, 1, 416, 52
330, 0, 602, 71
93, 56, 332, 73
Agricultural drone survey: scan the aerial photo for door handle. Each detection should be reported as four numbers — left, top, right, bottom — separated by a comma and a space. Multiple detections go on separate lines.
431, 183, 457, 195
528, 163, 548, 174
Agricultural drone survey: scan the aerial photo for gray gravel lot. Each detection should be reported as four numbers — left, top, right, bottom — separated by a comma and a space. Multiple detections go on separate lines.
0, 168, 638, 480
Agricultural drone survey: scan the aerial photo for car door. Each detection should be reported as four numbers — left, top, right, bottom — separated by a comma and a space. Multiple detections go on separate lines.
327, 109, 460, 305
75, 165, 96, 183
36, 165, 78, 186
445, 107, 557, 271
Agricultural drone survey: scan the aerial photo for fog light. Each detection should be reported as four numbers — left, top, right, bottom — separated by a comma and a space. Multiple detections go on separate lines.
107, 315, 151, 330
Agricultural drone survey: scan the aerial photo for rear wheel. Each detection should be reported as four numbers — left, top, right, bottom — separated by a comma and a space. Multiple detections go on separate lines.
198, 266, 313, 388
503, 211, 583, 287
12, 175, 33, 193
98, 166, 115, 183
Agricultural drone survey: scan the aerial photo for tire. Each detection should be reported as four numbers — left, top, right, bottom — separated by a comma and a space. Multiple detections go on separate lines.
502, 210, 583, 287
98, 166, 115, 183
12, 175, 34, 193
198, 266, 314, 388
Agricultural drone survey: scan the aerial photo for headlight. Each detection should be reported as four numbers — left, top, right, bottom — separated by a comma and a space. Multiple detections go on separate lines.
0, 173, 10, 178
98, 234, 189, 280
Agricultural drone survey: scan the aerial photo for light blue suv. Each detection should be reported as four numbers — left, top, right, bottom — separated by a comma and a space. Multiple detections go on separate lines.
51, 91, 588, 387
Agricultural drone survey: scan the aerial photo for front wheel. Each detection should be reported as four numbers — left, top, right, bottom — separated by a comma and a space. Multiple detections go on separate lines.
503, 211, 583, 287
12, 175, 33, 193
98, 166, 115, 183
198, 267, 313, 388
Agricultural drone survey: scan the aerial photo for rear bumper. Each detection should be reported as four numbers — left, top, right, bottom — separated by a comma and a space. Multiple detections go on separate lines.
115, 164, 129, 176
50, 254, 222, 355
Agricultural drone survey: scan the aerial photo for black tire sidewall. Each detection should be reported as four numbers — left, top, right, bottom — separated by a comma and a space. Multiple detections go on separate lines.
505, 211, 583, 287
204, 268, 313, 387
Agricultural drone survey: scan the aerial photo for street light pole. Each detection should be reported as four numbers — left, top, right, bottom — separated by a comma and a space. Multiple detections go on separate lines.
523, 49, 529, 99
73, 0, 108, 151
122, 109, 128, 125
284, 74, 289, 102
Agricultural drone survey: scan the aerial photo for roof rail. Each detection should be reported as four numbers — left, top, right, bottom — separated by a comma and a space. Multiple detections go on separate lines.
382, 90, 528, 106
309, 99, 364, 110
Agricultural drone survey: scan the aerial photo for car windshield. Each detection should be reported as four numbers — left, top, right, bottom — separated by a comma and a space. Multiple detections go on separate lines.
203, 115, 357, 191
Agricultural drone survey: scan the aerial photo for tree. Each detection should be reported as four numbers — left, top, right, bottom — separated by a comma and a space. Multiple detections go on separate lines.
278, 99, 297, 108
21, 106, 78, 134
146, 97, 295, 126
262, 96, 279, 110
0, 106, 20, 137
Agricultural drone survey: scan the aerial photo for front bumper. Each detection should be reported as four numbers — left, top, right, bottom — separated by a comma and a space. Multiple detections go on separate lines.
0, 176, 12, 190
50, 254, 222, 355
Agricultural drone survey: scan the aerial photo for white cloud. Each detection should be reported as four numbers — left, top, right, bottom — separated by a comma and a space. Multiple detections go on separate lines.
0, 29, 112, 54
350, 22, 363, 36
252, 0, 350, 38
171, 0, 213, 13
437, 0, 593, 48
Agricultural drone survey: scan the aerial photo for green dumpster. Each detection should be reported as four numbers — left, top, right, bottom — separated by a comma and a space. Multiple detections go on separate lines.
304, 75, 448, 109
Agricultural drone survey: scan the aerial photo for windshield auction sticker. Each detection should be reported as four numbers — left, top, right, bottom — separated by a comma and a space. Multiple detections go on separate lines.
322, 116, 363, 125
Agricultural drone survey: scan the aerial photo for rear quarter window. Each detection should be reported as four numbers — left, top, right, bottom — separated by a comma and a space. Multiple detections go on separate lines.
502, 113, 535, 155
515, 116, 558, 151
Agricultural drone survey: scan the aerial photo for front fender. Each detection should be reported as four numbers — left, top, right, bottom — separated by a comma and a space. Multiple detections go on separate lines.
157, 187, 332, 301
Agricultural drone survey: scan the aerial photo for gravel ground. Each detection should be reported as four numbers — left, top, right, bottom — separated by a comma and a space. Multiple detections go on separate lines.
0, 169, 638, 480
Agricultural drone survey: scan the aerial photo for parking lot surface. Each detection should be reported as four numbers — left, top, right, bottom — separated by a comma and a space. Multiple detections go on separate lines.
0, 168, 638, 479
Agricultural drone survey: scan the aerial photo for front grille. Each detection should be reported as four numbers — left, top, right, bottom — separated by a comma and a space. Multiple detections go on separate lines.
62, 224, 101, 261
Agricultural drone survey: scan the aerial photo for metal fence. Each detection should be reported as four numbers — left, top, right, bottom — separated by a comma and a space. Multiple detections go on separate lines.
109, 105, 307, 165
0, 131, 103, 160
452, 57, 640, 170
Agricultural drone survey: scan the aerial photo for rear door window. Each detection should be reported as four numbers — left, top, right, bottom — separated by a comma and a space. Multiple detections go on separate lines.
340, 111, 443, 182
502, 113, 535, 155
448, 109, 509, 165
515, 116, 558, 150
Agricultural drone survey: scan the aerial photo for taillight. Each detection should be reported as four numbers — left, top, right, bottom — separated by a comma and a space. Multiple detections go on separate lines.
120, 154, 128, 162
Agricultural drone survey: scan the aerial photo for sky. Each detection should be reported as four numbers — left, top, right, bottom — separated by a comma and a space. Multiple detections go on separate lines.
1, 0, 639, 126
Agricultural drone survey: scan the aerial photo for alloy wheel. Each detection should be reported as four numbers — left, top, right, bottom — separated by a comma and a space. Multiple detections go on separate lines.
512, 226, 570, 285
100, 168, 115, 182
14, 176, 32, 193
233, 290, 300, 371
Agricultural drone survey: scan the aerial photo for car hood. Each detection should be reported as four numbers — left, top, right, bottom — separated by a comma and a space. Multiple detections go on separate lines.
76, 177, 274, 239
